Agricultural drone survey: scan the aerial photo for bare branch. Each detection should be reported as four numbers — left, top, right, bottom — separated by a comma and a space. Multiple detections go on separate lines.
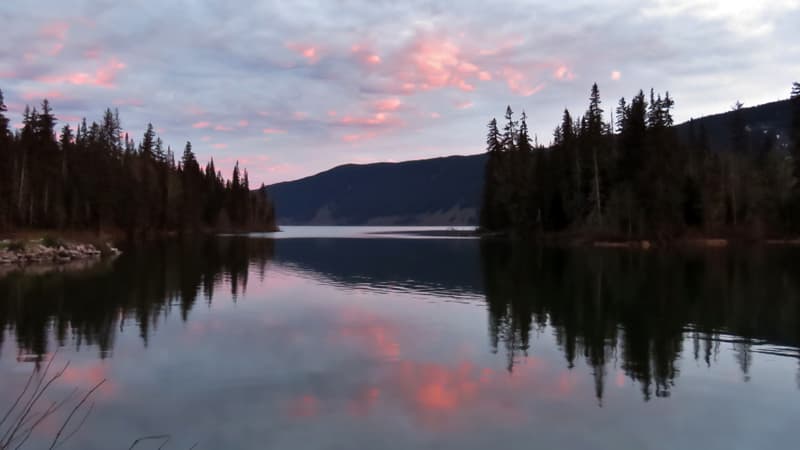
128, 434, 171, 450
0, 366, 37, 431
49, 379, 106, 450
2, 362, 70, 447
156, 435, 171, 449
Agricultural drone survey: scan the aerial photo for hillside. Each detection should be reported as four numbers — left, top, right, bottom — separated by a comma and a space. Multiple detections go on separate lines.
265, 99, 793, 226
265, 154, 487, 225
674, 98, 792, 153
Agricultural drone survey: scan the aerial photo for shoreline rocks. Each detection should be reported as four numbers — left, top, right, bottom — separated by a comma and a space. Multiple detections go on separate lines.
0, 239, 121, 266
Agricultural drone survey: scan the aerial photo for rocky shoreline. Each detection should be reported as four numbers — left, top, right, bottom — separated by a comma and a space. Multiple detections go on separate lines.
0, 239, 121, 265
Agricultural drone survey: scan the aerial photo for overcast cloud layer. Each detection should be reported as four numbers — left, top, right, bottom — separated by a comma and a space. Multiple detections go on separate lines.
2, 0, 799, 184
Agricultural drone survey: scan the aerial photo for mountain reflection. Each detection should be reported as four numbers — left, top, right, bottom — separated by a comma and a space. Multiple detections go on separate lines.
1, 236, 799, 403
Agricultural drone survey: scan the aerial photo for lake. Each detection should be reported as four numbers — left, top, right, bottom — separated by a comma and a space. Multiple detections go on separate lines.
1, 227, 798, 449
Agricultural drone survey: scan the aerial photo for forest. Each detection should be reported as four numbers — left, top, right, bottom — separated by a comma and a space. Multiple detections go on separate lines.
0, 89, 277, 236
481, 82, 800, 240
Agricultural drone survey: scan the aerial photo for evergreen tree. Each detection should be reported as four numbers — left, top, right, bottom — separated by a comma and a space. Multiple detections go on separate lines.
791, 83, 800, 184
0, 96, 276, 234
479, 83, 799, 238
501, 106, 517, 152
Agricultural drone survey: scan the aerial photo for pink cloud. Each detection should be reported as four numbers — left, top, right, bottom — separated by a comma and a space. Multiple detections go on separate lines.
327, 110, 338, 117
501, 67, 545, 96
352, 45, 382, 66
430, 112, 441, 119
342, 132, 377, 143
455, 100, 473, 110
39, 21, 69, 40
339, 112, 392, 126
214, 124, 234, 131
287, 394, 319, 418
192, 121, 211, 129
374, 97, 402, 112
48, 43, 65, 56
212, 143, 228, 150
263, 128, 287, 134
21, 90, 65, 101
611, 70, 622, 81
553, 65, 575, 81
478, 71, 492, 81
403, 37, 483, 93
201, 136, 212, 142
38, 58, 126, 87
83, 48, 101, 59
113, 98, 144, 106
478, 36, 525, 56
238, 120, 249, 127
286, 43, 320, 63
293, 111, 308, 120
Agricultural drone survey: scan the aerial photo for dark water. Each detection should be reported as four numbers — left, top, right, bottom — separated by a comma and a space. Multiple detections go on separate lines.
1, 228, 799, 449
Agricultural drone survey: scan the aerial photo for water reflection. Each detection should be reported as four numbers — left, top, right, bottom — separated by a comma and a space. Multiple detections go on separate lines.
0, 237, 274, 360
481, 242, 800, 400
1, 236, 799, 405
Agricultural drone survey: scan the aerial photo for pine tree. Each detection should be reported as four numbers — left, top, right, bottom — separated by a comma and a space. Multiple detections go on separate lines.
517, 112, 533, 154
615, 97, 627, 134
0, 90, 10, 227
140, 123, 156, 159
480, 118, 507, 231
486, 119, 502, 153
501, 106, 517, 152
791, 83, 800, 181
791, 82, 800, 224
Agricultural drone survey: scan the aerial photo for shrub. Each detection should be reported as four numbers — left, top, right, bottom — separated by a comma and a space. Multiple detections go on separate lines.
7, 240, 26, 253
42, 235, 65, 248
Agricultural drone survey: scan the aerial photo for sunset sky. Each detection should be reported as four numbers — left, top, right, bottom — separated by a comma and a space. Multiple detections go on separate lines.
2, 0, 799, 185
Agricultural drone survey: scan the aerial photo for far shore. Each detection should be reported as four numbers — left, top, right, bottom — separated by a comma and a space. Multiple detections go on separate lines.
367, 228, 481, 238
369, 228, 800, 248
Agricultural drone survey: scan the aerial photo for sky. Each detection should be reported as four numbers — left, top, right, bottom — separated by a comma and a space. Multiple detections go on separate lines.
2, 0, 799, 185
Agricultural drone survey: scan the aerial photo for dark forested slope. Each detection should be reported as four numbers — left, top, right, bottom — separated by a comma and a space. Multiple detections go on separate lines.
265, 154, 486, 225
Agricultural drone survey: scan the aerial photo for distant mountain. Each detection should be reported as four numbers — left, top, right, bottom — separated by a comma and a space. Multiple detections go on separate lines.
674, 98, 792, 153
266, 154, 487, 225
265, 99, 793, 226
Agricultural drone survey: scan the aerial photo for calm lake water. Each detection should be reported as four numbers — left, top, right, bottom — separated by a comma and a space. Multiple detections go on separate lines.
1, 227, 799, 449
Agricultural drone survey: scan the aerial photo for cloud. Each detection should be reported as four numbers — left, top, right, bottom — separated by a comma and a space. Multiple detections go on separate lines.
374, 97, 402, 112
286, 42, 320, 63
553, 65, 575, 81
21, 90, 65, 101
39, 21, 69, 40
37, 58, 126, 87
0, 0, 796, 186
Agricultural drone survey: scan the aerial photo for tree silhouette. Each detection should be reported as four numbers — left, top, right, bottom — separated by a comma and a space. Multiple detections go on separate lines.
0, 96, 277, 234
479, 83, 800, 238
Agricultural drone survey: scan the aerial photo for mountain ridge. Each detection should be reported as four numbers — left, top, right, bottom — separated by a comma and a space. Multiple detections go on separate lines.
265, 98, 793, 226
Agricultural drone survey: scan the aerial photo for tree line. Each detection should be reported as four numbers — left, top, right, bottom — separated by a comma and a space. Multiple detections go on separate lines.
481, 82, 800, 239
0, 90, 277, 235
